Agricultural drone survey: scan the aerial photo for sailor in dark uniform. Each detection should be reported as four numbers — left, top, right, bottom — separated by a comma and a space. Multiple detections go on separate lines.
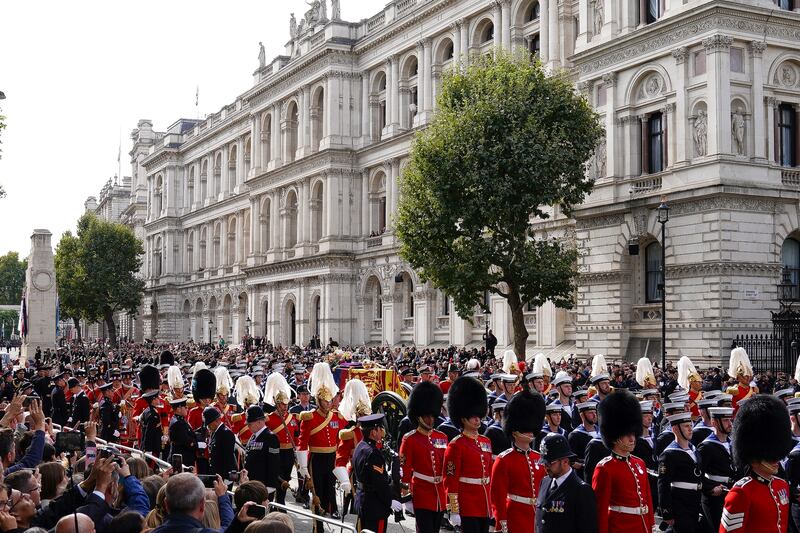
582, 435, 610, 485
139, 390, 163, 457
655, 400, 687, 456
570, 389, 589, 429
99, 382, 120, 442
536, 433, 597, 533
640, 388, 663, 429
549, 372, 575, 434
690, 398, 717, 446
437, 416, 462, 442
353, 413, 398, 533
633, 400, 659, 514
657, 410, 703, 533
538, 404, 566, 451
567, 402, 598, 474
697, 406, 736, 533
66, 377, 90, 427
168, 398, 197, 470
483, 400, 510, 458
243, 405, 280, 493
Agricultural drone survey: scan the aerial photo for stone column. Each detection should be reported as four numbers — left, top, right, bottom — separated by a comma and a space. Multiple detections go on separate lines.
251, 198, 260, 258
672, 47, 688, 164
251, 115, 262, 172
271, 103, 282, 167
704, 35, 733, 155
389, 158, 400, 230
220, 218, 228, 267
390, 56, 400, 132
361, 169, 369, 236
663, 103, 675, 168
500, 0, 512, 50
547, 0, 559, 68
361, 74, 370, 144
272, 191, 281, 252
220, 149, 229, 199
299, 179, 309, 245
639, 0, 647, 26
236, 138, 245, 189
420, 39, 434, 124
460, 18, 470, 67
750, 41, 767, 160
492, 2, 503, 49
603, 72, 616, 178
235, 212, 244, 263
540, 0, 550, 64
193, 227, 200, 273
452, 20, 462, 66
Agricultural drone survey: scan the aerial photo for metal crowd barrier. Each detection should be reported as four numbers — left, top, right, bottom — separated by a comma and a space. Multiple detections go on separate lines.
51, 425, 374, 533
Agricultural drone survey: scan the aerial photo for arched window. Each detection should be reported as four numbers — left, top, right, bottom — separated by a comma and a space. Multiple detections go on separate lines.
444, 41, 454, 61
779, 103, 796, 167
528, 2, 540, 21
646, 0, 661, 23
648, 112, 664, 174
480, 21, 495, 44
782, 237, 800, 297
314, 296, 321, 336
645, 242, 663, 303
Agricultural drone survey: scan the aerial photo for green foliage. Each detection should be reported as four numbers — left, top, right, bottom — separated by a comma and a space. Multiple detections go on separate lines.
54, 213, 145, 346
0, 252, 26, 305
396, 51, 604, 356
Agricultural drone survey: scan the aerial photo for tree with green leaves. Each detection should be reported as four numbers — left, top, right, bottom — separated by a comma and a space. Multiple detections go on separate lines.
54, 214, 145, 347
396, 51, 604, 358
0, 252, 26, 305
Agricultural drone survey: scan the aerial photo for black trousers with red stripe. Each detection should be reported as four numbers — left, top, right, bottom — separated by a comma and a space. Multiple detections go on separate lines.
358, 516, 387, 533
415, 509, 444, 533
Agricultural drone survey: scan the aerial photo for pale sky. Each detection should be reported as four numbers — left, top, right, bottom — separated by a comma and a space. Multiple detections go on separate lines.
0, 0, 377, 258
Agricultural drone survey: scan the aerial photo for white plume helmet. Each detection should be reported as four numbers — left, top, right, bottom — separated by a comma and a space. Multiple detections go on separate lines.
635, 357, 656, 388
339, 379, 372, 421
590, 354, 609, 379
728, 347, 754, 379
466, 358, 480, 371
309, 362, 339, 401
192, 362, 207, 376
213, 366, 233, 395
532, 353, 552, 378
500, 349, 518, 375
167, 365, 184, 390
263, 372, 292, 406
677, 356, 701, 390
234, 375, 262, 408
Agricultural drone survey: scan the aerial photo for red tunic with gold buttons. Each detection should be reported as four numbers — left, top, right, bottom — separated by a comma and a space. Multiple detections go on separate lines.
592, 452, 654, 533
687, 389, 702, 420
336, 426, 363, 468
266, 410, 298, 451
399, 428, 447, 512
298, 409, 347, 454
728, 383, 756, 413
230, 412, 251, 443
490, 446, 545, 533
719, 475, 789, 533
444, 433, 493, 518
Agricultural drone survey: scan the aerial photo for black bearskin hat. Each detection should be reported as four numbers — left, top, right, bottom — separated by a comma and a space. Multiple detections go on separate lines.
503, 390, 545, 438
408, 381, 444, 424
447, 376, 488, 429
598, 390, 642, 449
138, 365, 161, 392
732, 394, 794, 467
159, 350, 174, 366
192, 368, 217, 402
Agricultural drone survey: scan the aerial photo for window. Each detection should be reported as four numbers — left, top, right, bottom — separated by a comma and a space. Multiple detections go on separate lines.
483, 290, 490, 310
528, 2, 540, 21
314, 297, 321, 336
778, 0, 794, 10
782, 237, 800, 299
693, 51, 706, 76
648, 112, 664, 174
480, 22, 494, 44
645, 242, 663, 303
779, 103, 796, 167
443, 294, 450, 316
528, 35, 541, 57
646, 0, 661, 23
444, 41, 454, 61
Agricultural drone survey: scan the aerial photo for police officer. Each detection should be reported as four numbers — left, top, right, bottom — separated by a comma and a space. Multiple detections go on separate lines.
205, 406, 237, 480
67, 377, 90, 427
139, 390, 163, 457
353, 413, 398, 533
168, 397, 196, 470
244, 405, 281, 494
98, 382, 120, 442
536, 433, 597, 533
697, 406, 736, 532
657, 410, 703, 533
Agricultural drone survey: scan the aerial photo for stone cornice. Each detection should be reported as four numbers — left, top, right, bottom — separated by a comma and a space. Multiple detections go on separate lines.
665, 261, 782, 279
143, 216, 182, 233
579, 270, 631, 285
243, 253, 355, 278
141, 147, 180, 170
246, 149, 357, 193
353, 0, 458, 56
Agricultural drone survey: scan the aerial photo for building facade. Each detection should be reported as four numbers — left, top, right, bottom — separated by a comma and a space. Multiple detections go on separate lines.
95, 0, 800, 363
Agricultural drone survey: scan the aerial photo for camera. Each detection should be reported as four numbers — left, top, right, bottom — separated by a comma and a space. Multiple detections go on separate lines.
228, 470, 240, 483
99, 446, 123, 465
198, 475, 217, 488
23, 395, 40, 409
55, 431, 85, 455
246, 504, 267, 520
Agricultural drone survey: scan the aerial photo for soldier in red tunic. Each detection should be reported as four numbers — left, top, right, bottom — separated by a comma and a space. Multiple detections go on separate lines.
263, 372, 298, 506
490, 389, 546, 533
592, 390, 655, 533
399, 380, 448, 533
232, 375, 262, 444
131, 365, 160, 449
720, 394, 794, 533
677, 356, 704, 421
438, 364, 460, 395
334, 377, 373, 516
726, 347, 758, 412
444, 376, 493, 533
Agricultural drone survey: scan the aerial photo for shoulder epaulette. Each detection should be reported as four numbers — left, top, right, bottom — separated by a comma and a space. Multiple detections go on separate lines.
300, 411, 314, 421
734, 476, 752, 488
339, 427, 355, 440
498, 448, 514, 458
597, 455, 613, 467
404, 429, 417, 440
231, 412, 244, 422
451, 434, 463, 443
726, 385, 739, 395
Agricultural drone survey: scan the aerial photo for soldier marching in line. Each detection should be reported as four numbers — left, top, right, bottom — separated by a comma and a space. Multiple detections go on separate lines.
335, 378, 373, 517
353, 413, 397, 533
263, 372, 298, 506
243, 404, 281, 494
98, 381, 120, 442
697, 405, 736, 532
657, 410, 703, 533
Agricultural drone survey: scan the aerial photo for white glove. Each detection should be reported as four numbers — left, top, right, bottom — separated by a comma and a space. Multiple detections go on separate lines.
450, 513, 461, 527
295, 450, 310, 478
161, 435, 169, 443
404, 500, 414, 514
332, 466, 351, 492
390, 500, 403, 513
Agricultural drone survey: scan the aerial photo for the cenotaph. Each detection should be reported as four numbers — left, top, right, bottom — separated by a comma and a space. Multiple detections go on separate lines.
21, 229, 57, 361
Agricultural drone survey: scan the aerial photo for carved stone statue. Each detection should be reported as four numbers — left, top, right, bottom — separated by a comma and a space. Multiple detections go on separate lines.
331, 0, 341, 20
732, 107, 746, 156
694, 110, 708, 157
320, 0, 327, 21
258, 41, 265, 69
304, 0, 323, 26
593, 0, 604, 36
290, 13, 297, 39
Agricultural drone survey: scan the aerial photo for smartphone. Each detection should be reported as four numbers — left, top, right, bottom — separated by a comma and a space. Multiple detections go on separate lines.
228, 470, 240, 482
170, 454, 183, 473
198, 474, 217, 488
54, 431, 85, 454
246, 504, 267, 520
23, 395, 40, 409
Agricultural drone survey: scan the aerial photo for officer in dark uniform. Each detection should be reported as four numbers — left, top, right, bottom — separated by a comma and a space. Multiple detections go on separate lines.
697, 406, 736, 532
657, 410, 703, 533
536, 432, 597, 533
289, 384, 315, 415
206, 406, 237, 480
99, 382, 120, 442
353, 413, 398, 533
139, 390, 162, 457
243, 405, 280, 493
690, 399, 717, 446
33, 365, 52, 417
633, 400, 659, 513
66, 377, 90, 427
168, 398, 196, 470
50, 371, 68, 426
655, 400, 686, 456
483, 401, 510, 458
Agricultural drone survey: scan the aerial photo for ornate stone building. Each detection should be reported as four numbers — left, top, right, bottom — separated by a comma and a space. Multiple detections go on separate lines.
99, 0, 800, 363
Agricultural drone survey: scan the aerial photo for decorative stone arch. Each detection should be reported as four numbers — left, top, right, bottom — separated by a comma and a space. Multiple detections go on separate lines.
730, 96, 750, 157
767, 53, 800, 90
243, 135, 252, 175
194, 296, 205, 314
308, 289, 322, 338
242, 210, 251, 259
226, 214, 237, 265
212, 221, 222, 267
400, 52, 419, 79
368, 170, 388, 234
227, 144, 238, 191
688, 98, 709, 158
393, 270, 416, 319
310, 83, 326, 151
360, 268, 386, 295
260, 196, 272, 251
625, 65, 673, 106
283, 187, 299, 248
236, 290, 249, 341
362, 273, 384, 324
261, 112, 273, 163
221, 293, 233, 343
187, 166, 196, 207
371, 69, 388, 94
200, 158, 209, 200
513, 0, 541, 25
310, 178, 325, 242
434, 36, 455, 65
258, 293, 271, 337
471, 16, 495, 47
282, 99, 300, 163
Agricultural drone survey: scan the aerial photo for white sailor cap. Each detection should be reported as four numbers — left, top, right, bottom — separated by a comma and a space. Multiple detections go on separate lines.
666, 411, 693, 425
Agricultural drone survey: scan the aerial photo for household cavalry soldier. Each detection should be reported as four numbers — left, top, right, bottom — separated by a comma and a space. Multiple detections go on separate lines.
444, 376, 494, 533
168, 397, 196, 471
167, 365, 187, 403
677, 356, 704, 421
212, 366, 235, 428
189, 368, 216, 474
567, 401, 598, 474
244, 404, 281, 495
353, 413, 398, 533
549, 370, 575, 434
721, 394, 793, 533
232, 375, 262, 444
592, 390, 655, 533
697, 406, 736, 532
98, 381, 120, 442
588, 354, 613, 403
399, 381, 448, 533
636, 358, 662, 427
297, 362, 348, 531
490, 390, 546, 533
536, 432, 598, 533
139, 390, 163, 459
657, 410, 703, 533
263, 372, 299, 506
726, 347, 758, 412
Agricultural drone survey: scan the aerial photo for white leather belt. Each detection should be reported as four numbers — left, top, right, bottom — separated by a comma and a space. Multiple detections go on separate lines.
507, 494, 535, 505
704, 473, 731, 484
646, 469, 659, 478
413, 472, 442, 484
671, 482, 701, 490
459, 476, 490, 485
609, 505, 649, 515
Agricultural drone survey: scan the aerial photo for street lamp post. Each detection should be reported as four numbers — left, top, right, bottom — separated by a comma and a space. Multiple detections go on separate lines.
657, 197, 670, 370
246, 316, 252, 336
208, 319, 213, 344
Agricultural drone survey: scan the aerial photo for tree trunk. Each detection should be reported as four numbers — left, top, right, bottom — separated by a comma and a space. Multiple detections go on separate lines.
104, 309, 117, 348
72, 318, 82, 341
506, 283, 529, 361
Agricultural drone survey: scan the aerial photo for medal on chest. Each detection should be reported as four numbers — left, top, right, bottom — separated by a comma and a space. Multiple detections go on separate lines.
547, 500, 565, 513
